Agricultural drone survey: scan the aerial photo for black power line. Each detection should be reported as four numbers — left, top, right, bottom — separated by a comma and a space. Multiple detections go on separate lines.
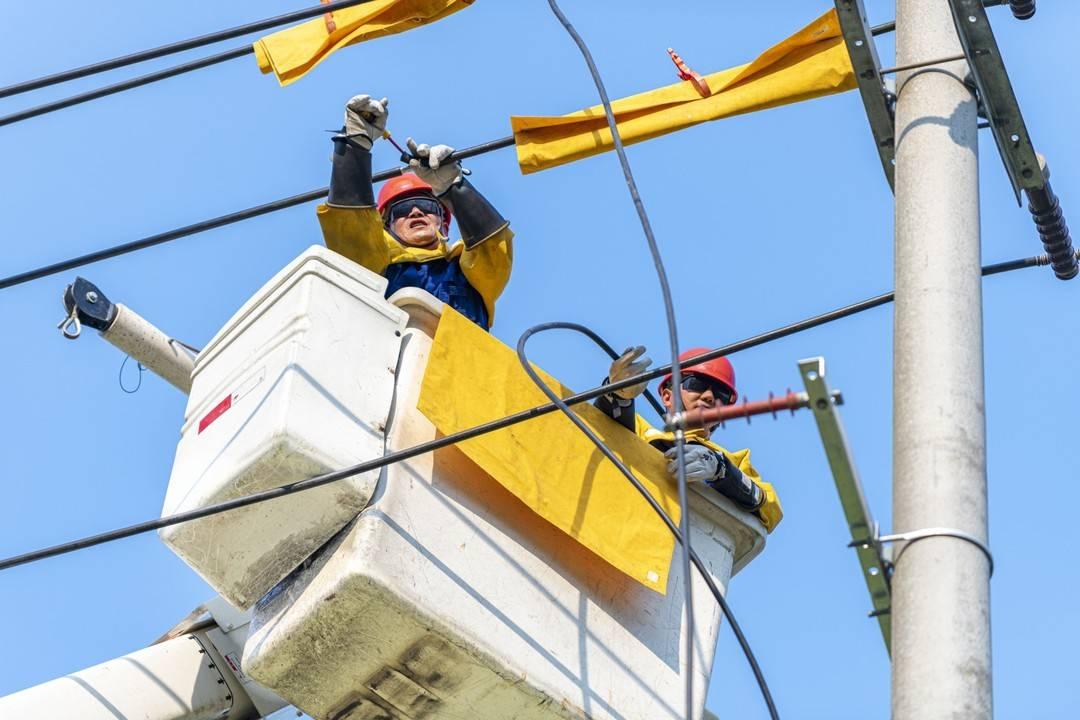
0, 251, 1058, 571
0, 0, 1022, 127
0, 0, 381, 100
0, 46, 253, 129
0, 136, 515, 292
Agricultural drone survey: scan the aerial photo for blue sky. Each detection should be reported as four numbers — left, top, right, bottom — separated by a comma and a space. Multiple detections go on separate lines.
1, 1, 1077, 718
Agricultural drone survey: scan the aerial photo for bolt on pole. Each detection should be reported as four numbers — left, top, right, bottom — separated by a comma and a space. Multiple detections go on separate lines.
892, 1, 992, 719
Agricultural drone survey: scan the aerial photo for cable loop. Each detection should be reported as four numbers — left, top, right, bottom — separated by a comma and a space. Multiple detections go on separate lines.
57, 307, 81, 340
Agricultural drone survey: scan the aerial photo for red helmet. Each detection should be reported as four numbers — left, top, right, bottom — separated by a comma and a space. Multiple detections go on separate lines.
659, 348, 738, 403
377, 174, 452, 233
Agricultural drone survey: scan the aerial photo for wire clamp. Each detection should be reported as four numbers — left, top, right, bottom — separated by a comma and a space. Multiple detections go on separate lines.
667, 48, 711, 98
665, 411, 690, 432
868, 526, 994, 577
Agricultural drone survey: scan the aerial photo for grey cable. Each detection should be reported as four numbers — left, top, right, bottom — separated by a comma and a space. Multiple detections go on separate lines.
544, 2, 697, 717
517, 321, 780, 720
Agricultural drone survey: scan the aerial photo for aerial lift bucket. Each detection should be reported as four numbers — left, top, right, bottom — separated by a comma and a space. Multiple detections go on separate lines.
159, 246, 408, 609
235, 257, 769, 720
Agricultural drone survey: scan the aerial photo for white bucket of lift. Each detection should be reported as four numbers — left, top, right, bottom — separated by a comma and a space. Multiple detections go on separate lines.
241, 290, 768, 720
160, 246, 407, 609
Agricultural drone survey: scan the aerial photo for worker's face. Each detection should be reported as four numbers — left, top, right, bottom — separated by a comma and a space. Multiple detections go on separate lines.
660, 375, 729, 434
387, 195, 444, 249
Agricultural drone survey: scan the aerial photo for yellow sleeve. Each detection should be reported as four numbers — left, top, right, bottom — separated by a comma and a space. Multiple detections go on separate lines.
458, 225, 514, 327
722, 448, 783, 533
316, 204, 391, 276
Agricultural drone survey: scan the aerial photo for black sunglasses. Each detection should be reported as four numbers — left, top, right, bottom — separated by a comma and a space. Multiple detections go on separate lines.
680, 374, 735, 405
385, 196, 444, 224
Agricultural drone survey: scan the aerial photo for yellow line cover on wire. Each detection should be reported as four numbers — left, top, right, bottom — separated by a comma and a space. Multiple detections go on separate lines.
511, 8, 855, 174
254, 0, 474, 87
418, 308, 681, 593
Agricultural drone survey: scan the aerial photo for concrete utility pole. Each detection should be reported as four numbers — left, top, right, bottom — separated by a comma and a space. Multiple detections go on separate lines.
892, 1, 992, 719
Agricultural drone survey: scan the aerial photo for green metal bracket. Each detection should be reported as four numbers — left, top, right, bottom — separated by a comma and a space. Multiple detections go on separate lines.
799, 357, 892, 654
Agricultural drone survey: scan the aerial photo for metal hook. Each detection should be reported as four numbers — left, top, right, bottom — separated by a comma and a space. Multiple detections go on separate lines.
57, 307, 81, 340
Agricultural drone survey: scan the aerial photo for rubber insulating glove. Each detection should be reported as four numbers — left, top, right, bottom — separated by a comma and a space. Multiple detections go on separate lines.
344, 94, 389, 149
665, 445, 719, 483
407, 138, 461, 196
608, 346, 652, 400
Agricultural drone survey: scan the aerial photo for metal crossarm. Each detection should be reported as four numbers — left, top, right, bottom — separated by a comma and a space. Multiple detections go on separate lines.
799, 358, 892, 654
948, 0, 1077, 278
948, 0, 1041, 202
834, 0, 896, 190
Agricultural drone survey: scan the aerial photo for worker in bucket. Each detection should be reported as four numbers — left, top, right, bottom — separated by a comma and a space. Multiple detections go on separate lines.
595, 347, 783, 532
318, 94, 512, 329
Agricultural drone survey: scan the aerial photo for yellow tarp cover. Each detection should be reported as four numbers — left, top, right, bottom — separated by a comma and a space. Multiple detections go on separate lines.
254, 0, 474, 87
511, 8, 855, 174
418, 308, 681, 593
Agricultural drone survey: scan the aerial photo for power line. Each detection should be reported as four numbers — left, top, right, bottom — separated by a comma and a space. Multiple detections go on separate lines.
0, 0, 380, 100
0, 251, 1058, 574
0, 46, 253, 129
0, 0, 1020, 126
0, 136, 515, 292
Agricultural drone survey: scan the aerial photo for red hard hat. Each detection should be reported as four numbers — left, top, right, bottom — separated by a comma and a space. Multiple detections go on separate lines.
659, 348, 738, 403
377, 174, 452, 233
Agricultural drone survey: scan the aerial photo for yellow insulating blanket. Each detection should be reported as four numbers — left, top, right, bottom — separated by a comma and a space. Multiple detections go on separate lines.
254, 0, 474, 87
511, 8, 855, 174
418, 308, 681, 594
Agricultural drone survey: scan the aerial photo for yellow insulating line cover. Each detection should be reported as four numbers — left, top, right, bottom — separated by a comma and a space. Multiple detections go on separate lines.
253, 0, 475, 87
418, 308, 681, 594
511, 8, 856, 174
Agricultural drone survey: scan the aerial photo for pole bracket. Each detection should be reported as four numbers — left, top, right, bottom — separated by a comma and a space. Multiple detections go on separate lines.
800, 357, 892, 654
834, 0, 896, 190
947, 0, 1076, 278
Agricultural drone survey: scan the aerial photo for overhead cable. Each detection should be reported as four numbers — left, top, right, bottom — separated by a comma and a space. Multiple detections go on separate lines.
516, 322, 779, 720
0, 136, 515, 292
543, 3, 698, 718
0, 0, 380, 100
0, 1, 1018, 128
0, 252, 1054, 570
0, 46, 253, 129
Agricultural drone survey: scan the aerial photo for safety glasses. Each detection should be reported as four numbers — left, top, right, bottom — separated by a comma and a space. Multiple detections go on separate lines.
680, 374, 735, 405
385, 196, 445, 225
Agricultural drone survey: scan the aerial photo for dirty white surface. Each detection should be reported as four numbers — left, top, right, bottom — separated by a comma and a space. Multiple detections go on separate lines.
160, 247, 407, 609
243, 295, 767, 720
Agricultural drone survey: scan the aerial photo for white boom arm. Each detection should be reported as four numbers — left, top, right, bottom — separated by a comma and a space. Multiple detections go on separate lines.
0, 598, 287, 720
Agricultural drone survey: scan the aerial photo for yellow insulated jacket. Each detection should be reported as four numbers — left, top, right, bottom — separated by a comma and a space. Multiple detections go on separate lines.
254, 0, 475, 86
635, 417, 783, 533
511, 9, 855, 174
317, 204, 513, 328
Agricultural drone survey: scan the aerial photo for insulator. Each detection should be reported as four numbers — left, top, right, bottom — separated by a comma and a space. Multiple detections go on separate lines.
1008, 1, 1036, 20
1026, 181, 1078, 280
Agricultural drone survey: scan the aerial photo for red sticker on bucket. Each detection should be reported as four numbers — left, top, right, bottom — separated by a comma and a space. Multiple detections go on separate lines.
198, 395, 232, 434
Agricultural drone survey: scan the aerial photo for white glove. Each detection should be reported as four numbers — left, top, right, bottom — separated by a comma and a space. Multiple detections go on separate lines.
343, 94, 389, 149
608, 346, 652, 400
665, 445, 720, 483
407, 138, 462, 196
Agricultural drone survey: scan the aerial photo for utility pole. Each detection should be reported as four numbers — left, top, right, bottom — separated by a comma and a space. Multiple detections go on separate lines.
892, 0, 992, 718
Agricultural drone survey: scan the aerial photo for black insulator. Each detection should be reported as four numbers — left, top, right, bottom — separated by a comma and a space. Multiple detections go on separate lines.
1008, 1, 1036, 20
1026, 182, 1078, 280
